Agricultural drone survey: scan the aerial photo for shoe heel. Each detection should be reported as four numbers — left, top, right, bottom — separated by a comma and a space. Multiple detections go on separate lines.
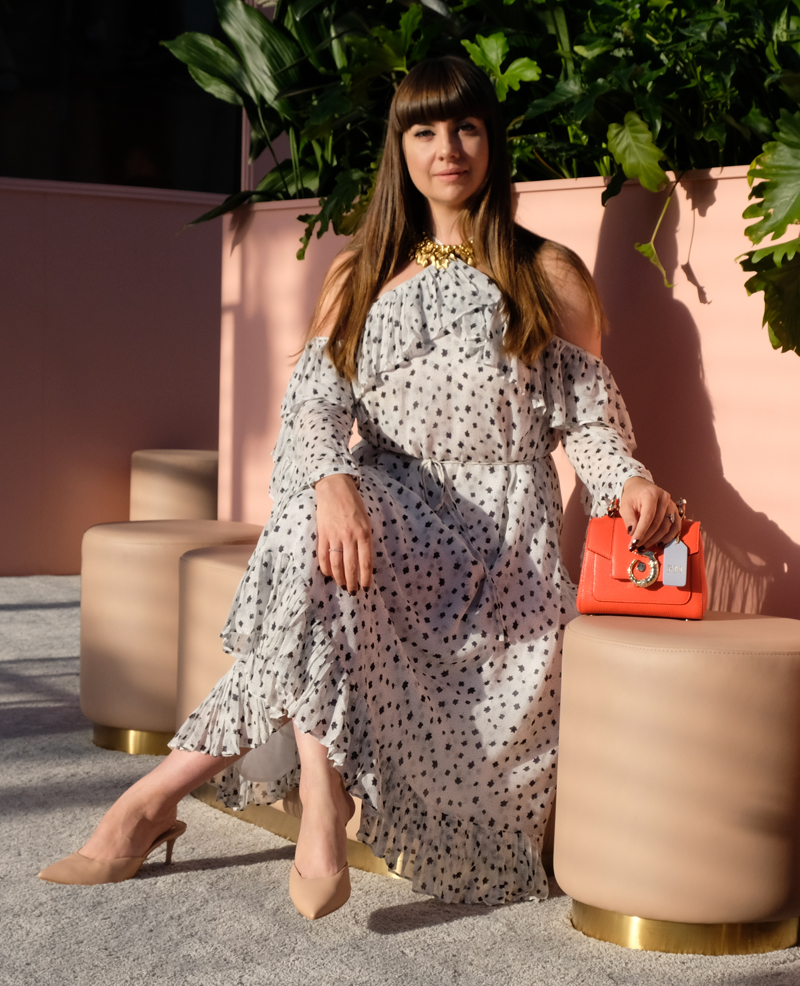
155, 820, 187, 864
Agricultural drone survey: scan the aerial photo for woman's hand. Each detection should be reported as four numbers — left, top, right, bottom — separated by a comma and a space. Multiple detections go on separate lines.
314, 474, 373, 592
619, 476, 682, 550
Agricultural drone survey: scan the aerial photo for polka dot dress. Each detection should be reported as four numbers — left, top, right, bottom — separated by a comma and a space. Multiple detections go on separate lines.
170, 260, 652, 905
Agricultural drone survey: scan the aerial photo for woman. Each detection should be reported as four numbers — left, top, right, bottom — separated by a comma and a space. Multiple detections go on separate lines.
39, 56, 680, 917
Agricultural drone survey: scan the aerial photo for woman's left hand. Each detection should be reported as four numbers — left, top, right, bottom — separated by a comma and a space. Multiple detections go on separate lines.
619, 476, 682, 549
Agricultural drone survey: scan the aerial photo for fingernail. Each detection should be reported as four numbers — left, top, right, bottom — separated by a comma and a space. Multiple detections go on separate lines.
628, 539, 639, 552
627, 526, 632, 534
657, 541, 664, 548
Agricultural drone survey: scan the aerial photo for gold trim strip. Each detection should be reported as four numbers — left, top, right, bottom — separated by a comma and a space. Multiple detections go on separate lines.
192, 782, 405, 879
572, 900, 799, 956
92, 724, 173, 757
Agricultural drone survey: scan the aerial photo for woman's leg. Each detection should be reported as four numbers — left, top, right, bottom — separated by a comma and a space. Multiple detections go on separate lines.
80, 727, 353, 876
80, 748, 248, 860
293, 724, 354, 878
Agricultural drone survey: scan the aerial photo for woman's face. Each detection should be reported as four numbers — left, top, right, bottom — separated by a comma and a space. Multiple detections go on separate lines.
402, 117, 490, 219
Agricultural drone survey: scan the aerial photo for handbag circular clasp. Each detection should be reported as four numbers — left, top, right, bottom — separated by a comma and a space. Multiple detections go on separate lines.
628, 550, 659, 588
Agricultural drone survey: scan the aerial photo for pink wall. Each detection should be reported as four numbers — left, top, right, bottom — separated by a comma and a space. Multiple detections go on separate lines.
1, 178, 224, 575
218, 168, 800, 618
218, 200, 342, 523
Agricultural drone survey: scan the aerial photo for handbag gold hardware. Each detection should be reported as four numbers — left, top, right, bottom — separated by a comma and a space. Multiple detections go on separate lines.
628, 550, 659, 588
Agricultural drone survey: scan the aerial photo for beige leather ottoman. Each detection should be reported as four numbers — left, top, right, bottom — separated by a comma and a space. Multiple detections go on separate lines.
555, 612, 800, 955
177, 544, 408, 877
130, 449, 219, 521
175, 545, 255, 727
80, 520, 261, 756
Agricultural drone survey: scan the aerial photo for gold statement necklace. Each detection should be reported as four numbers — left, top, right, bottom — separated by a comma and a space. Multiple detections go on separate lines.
411, 234, 476, 271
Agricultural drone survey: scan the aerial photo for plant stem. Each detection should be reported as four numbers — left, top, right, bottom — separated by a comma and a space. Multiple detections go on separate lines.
527, 146, 567, 179
257, 103, 292, 198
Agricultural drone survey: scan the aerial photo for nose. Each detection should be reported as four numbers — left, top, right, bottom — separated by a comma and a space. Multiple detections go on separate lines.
436, 127, 461, 159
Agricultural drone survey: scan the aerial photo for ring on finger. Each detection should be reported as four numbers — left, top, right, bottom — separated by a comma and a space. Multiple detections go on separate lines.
329, 547, 344, 554
667, 513, 675, 525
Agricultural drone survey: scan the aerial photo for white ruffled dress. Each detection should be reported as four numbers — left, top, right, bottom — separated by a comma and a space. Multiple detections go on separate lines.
170, 260, 651, 905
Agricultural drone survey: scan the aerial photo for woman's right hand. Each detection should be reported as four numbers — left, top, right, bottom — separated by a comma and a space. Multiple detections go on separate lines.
314, 474, 373, 593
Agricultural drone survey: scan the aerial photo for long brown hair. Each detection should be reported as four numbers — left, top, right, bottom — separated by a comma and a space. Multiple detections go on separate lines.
314, 56, 603, 379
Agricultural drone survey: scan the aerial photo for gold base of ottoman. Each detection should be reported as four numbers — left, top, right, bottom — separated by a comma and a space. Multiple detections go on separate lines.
192, 782, 404, 879
572, 900, 799, 955
92, 724, 173, 756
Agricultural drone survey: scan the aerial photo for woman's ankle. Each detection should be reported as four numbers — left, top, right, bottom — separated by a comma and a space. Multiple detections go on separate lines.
299, 767, 350, 811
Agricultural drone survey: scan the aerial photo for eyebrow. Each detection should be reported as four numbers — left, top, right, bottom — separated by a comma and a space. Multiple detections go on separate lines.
410, 118, 475, 128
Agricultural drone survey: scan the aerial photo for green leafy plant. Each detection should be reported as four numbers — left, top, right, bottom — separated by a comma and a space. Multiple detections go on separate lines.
162, 0, 800, 351
740, 109, 800, 353
162, 0, 446, 255
460, 33, 540, 101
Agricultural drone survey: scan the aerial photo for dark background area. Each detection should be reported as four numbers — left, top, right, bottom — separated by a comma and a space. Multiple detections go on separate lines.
0, 0, 240, 193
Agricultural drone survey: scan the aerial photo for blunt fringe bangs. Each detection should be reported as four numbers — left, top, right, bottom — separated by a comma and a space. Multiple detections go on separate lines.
390, 57, 498, 135
313, 56, 604, 380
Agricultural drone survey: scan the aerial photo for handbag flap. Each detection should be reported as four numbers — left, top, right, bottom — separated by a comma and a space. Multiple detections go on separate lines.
586, 516, 702, 581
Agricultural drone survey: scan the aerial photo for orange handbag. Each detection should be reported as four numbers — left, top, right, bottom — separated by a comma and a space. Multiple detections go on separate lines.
576, 500, 708, 620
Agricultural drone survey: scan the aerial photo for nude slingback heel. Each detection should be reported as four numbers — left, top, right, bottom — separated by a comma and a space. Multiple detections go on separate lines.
37, 821, 187, 885
289, 862, 351, 920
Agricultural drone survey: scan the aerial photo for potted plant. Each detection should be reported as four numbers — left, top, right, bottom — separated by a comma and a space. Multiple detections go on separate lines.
163, 0, 800, 353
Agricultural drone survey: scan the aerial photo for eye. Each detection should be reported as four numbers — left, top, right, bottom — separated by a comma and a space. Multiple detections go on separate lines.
458, 121, 477, 132
413, 127, 434, 138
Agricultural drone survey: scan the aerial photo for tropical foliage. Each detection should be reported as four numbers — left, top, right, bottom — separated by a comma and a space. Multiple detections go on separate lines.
163, 0, 800, 354
740, 109, 800, 354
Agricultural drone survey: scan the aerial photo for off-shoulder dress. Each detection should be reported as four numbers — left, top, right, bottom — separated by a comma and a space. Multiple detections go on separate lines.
170, 259, 651, 905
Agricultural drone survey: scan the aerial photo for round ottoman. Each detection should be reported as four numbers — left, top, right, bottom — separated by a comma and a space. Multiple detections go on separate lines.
129, 449, 219, 521
176, 545, 255, 727
555, 612, 800, 955
80, 519, 261, 755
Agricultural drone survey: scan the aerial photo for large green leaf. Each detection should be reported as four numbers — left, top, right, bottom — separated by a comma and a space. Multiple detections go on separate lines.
499, 58, 542, 100
369, 8, 424, 74
214, 0, 302, 115
461, 33, 540, 102
524, 77, 583, 120
743, 109, 800, 244
399, 5, 424, 55
741, 106, 774, 140
607, 111, 669, 192
256, 158, 321, 197
293, 0, 328, 18
186, 189, 257, 225
740, 236, 800, 354
161, 33, 251, 101
187, 65, 243, 105
462, 33, 508, 77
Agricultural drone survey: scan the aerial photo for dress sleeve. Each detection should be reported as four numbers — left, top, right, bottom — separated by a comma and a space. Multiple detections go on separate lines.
544, 338, 653, 516
269, 337, 360, 504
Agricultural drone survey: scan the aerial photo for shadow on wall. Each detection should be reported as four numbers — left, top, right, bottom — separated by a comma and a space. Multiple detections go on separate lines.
588, 180, 800, 618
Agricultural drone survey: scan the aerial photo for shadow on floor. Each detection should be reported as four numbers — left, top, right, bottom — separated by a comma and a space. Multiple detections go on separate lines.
368, 879, 565, 935
0, 704, 88, 740
0, 601, 80, 611
136, 844, 296, 880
